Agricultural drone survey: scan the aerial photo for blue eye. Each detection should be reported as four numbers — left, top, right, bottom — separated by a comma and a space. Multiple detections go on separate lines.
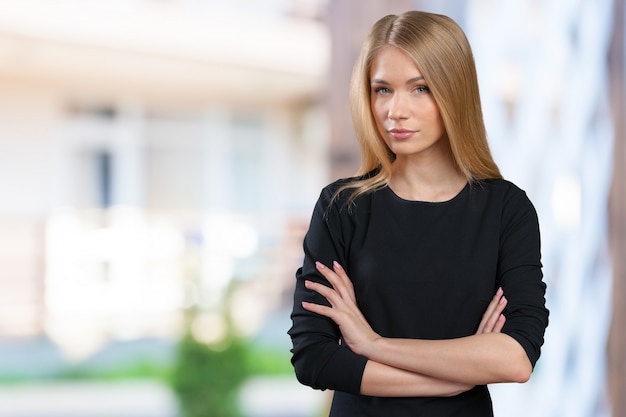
374, 87, 391, 95
415, 85, 430, 94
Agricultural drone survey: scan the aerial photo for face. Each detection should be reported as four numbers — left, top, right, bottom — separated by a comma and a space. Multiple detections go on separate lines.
369, 46, 447, 160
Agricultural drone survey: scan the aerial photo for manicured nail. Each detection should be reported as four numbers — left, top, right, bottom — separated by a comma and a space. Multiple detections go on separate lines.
497, 287, 503, 295
304, 280, 311, 287
499, 296, 506, 304
333, 261, 342, 270
315, 261, 325, 269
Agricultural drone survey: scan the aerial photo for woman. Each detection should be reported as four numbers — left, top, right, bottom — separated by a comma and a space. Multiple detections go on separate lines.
288, 11, 548, 416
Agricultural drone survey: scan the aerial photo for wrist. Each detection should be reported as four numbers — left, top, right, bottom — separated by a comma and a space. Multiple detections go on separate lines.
363, 334, 386, 361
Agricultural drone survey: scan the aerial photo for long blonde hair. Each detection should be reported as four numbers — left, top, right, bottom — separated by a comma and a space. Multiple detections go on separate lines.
339, 11, 502, 202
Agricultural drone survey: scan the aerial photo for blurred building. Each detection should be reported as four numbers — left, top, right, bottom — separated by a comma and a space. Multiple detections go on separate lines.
0, 0, 330, 359
0, 1, 624, 417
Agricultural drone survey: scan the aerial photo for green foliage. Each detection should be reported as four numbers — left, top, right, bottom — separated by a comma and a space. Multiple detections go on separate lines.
58, 360, 171, 381
0, 358, 172, 385
170, 334, 249, 417
243, 346, 293, 376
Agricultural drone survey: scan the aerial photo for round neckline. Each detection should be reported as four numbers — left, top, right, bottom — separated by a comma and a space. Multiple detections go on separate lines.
383, 181, 470, 205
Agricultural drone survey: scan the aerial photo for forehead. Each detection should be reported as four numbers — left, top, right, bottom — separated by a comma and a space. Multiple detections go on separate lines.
369, 46, 423, 79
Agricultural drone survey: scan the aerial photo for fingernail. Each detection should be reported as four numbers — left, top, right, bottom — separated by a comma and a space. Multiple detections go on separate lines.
497, 287, 503, 295
333, 261, 342, 270
499, 296, 506, 304
315, 261, 325, 269
304, 280, 311, 287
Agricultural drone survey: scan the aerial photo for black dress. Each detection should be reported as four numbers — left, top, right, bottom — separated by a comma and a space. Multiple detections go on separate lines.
288, 175, 549, 416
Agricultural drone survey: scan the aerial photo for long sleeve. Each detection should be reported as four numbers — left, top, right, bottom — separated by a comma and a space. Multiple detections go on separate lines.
288, 185, 368, 393
498, 185, 549, 368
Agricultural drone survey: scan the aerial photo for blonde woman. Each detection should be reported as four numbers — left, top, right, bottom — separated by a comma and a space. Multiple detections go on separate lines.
289, 11, 548, 416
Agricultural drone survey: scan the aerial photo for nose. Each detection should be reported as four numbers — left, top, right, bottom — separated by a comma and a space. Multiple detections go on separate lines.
388, 93, 410, 120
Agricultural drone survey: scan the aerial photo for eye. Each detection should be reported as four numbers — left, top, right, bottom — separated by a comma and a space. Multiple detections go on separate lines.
414, 85, 430, 94
373, 86, 391, 95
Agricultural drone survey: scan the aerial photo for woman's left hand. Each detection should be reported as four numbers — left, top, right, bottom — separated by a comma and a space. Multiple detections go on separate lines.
302, 261, 380, 357
476, 287, 507, 334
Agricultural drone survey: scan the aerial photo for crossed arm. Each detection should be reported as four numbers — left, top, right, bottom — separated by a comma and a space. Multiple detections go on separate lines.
302, 261, 532, 397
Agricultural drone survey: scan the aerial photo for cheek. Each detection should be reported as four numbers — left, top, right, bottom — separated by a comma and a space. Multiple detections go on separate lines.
418, 104, 443, 127
371, 100, 386, 126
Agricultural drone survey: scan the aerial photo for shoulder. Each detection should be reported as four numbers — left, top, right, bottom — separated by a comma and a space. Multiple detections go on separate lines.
472, 178, 524, 193
469, 179, 538, 225
318, 169, 380, 206
475, 179, 540, 237
471, 179, 534, 206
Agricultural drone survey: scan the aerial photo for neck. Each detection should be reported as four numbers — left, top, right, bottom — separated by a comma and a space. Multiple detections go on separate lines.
389, 148, 467, 202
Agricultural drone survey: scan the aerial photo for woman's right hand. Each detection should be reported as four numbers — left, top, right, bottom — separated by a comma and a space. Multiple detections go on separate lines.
302, 261, 381, 357
476, 287, 507, 334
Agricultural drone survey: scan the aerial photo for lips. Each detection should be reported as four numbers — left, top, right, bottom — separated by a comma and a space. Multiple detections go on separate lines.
388, 128, 416, 140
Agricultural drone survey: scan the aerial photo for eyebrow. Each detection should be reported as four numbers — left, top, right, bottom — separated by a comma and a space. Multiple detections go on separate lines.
370, 76, 425, 85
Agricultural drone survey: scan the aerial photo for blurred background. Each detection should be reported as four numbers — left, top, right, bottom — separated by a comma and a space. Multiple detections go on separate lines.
0, 0, 623, 416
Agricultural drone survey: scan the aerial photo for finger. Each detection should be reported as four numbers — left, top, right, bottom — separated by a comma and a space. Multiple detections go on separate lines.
301, 301, 335, 319
493, 314, 506, 333
305, 279, 368, 328
483, 296, 507, 333
477, 288, 504, 333
316, 261, 340, 288
305, 280, 341, 306
317, 261, 354, 301
332, 261, 357, 302
332, 261, 349, 283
